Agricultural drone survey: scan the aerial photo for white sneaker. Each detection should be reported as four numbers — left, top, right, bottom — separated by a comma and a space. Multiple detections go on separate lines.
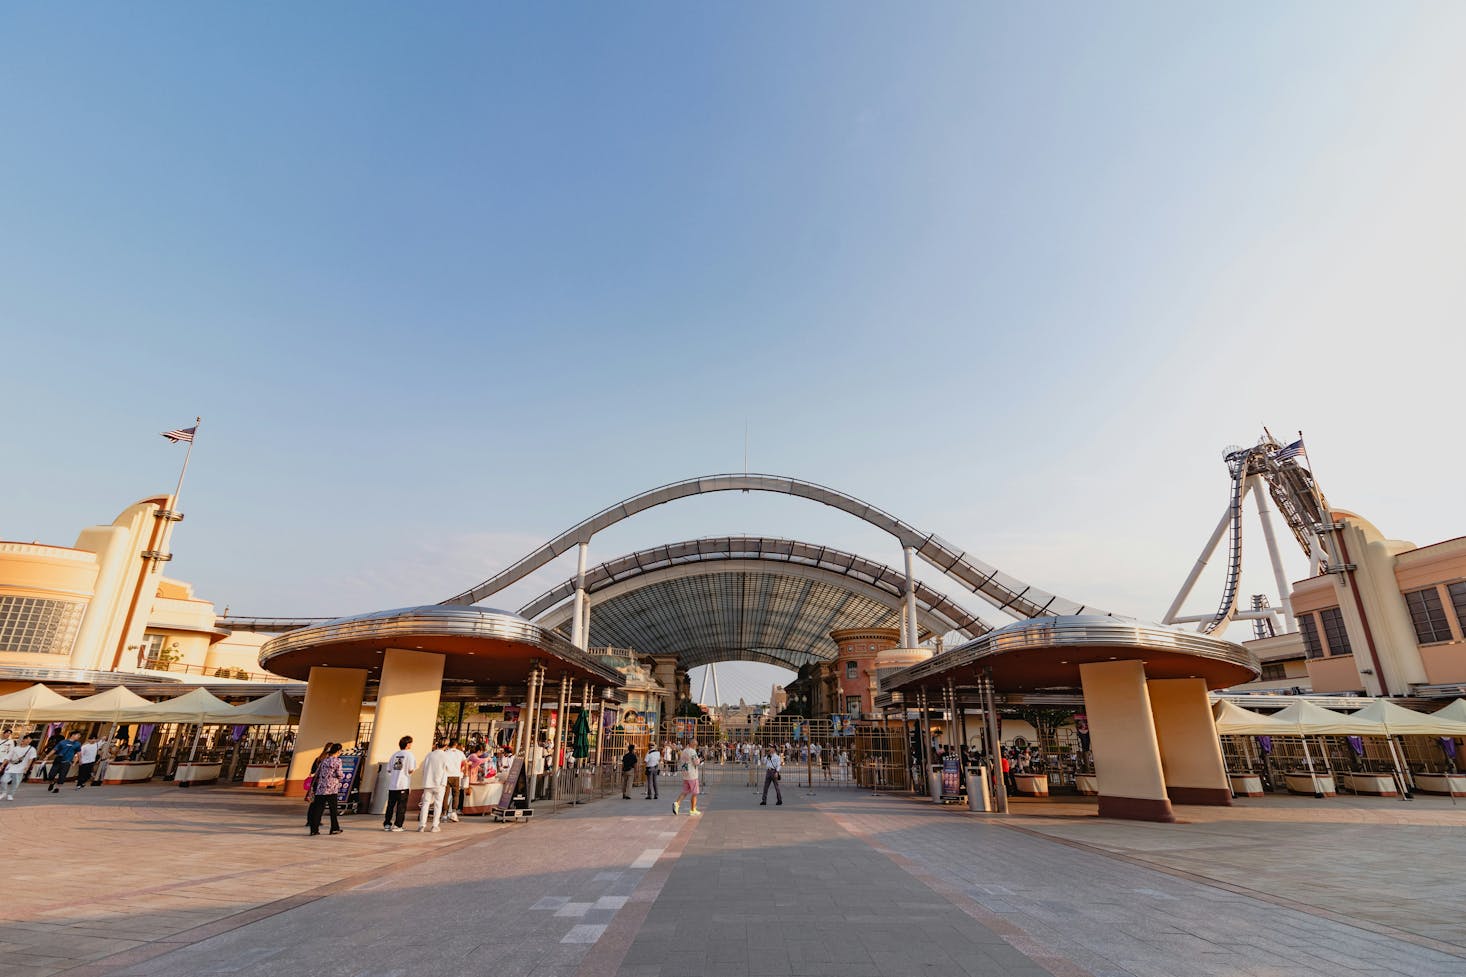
446, 814, 459, 822
690, 809, 702, 816
418, 826, 426, 832
672, 801, 679, 815
430, 825, 440, 833
391, 826, 404, 832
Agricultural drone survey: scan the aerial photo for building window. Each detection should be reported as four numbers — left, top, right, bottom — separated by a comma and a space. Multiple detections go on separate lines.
1260, 662, 1288, 682
845, 661, 858, 680
0, 595, 86, 656
1319, 607, 1352, 657
1299, 614, 1324, 659
846, 695, 862, 716
1404, 587, 1453, 645
1447, 582, 1466, 638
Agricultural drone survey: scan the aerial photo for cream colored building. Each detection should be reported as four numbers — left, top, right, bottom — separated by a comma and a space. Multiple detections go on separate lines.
0, 497, 283, 695
1239, 512, 1466, 698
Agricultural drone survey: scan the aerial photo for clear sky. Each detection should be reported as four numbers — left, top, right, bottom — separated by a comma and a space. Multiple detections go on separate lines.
4, 5, 1465, 701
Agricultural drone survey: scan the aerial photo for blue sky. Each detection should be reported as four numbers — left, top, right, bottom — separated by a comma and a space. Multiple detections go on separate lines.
4, 5, 1465, 700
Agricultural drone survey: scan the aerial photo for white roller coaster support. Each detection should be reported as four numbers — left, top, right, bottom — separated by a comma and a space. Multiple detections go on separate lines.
1162, 482, 1253, 627
571, 541, 589, 650
903, 546, 919, 648
1250, 476, 1297, 633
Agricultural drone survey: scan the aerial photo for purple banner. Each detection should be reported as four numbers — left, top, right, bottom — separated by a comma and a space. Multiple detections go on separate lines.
1441, 737, 1458, 760
1256, 735, 1273, 754
230, 725, 246, 741
1346, 736, 1365, 755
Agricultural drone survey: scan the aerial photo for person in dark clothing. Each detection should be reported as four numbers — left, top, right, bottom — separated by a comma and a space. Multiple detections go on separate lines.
621, 745, 638, 799
46, 732, 83, 793
307, 743, 346, 836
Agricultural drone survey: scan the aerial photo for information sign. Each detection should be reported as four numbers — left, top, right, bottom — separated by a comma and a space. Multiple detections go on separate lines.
336, 754, 361, 806
941, 755, 961, 798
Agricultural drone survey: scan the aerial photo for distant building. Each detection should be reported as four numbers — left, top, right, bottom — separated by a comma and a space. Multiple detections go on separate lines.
1240, 511, 1466, 698
0, 498, 282, 694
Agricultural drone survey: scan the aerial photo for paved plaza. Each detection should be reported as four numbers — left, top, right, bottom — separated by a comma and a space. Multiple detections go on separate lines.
4, 778, 1465, 977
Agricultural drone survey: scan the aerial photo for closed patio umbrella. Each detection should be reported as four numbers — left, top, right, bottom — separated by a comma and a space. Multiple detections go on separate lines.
572, 709, 591, 760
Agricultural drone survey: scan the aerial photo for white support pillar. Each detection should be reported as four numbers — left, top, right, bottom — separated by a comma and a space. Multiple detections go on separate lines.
1250, 476, 1297, 632
903, 546, 919, 647
571, 541, 589, 650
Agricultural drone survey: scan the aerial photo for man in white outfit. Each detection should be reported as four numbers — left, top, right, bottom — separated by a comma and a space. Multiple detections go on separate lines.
418, 741, 452, 832
2, 735, 38, 800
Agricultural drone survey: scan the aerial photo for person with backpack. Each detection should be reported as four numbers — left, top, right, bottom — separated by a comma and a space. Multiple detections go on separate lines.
672, 741, 702, 816
621, 744, 638, 799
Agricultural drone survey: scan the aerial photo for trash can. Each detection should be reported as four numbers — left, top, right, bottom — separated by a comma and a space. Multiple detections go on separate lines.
929, 766, 944, 801
965, 766, 991, 812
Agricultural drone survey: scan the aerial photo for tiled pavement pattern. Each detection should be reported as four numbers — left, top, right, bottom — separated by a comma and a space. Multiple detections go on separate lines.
819, 794, 1466, 977
1004, 794, 1466, 951
5, 777, 1466, 976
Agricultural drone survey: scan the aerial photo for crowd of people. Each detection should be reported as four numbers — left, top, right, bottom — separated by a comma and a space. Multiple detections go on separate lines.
0, 726, 120, 798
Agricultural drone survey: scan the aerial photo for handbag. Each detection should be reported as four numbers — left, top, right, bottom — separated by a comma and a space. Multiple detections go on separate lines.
302, 774, 314, 797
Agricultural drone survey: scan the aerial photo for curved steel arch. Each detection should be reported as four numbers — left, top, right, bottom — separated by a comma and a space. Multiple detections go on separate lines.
443, 474, 1108, 620
519, 537, 992, 640
533, 567, 923, 672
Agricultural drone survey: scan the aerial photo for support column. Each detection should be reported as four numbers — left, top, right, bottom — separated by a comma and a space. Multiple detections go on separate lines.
365, 649, 445, 799
1250, 477, 1297, 632
571, 541, 589, 650
286, 666, 367, 797
903, 545, 919, 647
1079, 660, 1174, 822
1147, 678, 1232, 806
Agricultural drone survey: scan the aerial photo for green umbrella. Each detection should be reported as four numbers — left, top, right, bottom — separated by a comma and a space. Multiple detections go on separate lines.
571, 709, 591, 760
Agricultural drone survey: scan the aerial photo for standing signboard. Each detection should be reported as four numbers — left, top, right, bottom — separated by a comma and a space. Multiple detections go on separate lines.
336, 753, 362, 810
941, 754, 961, 800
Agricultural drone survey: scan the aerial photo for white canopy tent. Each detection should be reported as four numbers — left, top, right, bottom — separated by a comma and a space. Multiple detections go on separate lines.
63, 686, 155, 724
1353, 699, 1466, 737
1212, 699, 1295, 736
0, 684, 74, 723
221, 690, 293, 725
1434, 699, 1466, 725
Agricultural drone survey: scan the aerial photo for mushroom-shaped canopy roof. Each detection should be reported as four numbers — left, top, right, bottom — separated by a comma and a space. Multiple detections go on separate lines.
882, 615, 1259, 694
259, 606, 625, 688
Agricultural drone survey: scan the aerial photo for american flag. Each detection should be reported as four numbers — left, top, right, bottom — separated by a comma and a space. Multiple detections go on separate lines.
161, 426, 197, 444
1273, 439, 1304, 462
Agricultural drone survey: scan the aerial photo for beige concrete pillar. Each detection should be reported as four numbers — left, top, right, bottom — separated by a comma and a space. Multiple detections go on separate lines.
1079, 660, 1174, 822
1148, 678, 1232, 806
365, 648, 445, 793
286, 666, 368, 797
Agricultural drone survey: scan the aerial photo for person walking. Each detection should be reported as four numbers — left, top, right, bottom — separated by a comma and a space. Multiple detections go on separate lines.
418, 741, 452, 832
442, 739, 467, 823
760, 746, 783, 806
74, 737, 101, 790
672, 741, 702, 816
44, 731, 83, 793
621, 744, 638, 799
382, 735, 416, 832
643, 744, 661, 800
307, 743, 346, 836
1, 734, 37, 800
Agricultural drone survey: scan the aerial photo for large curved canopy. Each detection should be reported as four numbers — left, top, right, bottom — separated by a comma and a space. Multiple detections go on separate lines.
443, 474, 1109, 621
520, 537, 991, 671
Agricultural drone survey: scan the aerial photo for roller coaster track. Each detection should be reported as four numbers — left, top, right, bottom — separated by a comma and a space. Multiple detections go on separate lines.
1192, 440, 1331, 635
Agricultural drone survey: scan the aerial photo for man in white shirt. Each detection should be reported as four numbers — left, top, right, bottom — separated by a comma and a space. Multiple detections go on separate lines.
760, 746, 783, 806
442, 739, 467, 823
75, 738, 101, 790
643, 745, 661, 800
0, 728, 14, 768
2, 735, 38, 801
418, 741, 453, 832
382, 735, 416, 832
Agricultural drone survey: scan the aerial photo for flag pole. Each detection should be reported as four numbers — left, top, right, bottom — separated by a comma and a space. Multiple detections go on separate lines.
170, 416, 202, 513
